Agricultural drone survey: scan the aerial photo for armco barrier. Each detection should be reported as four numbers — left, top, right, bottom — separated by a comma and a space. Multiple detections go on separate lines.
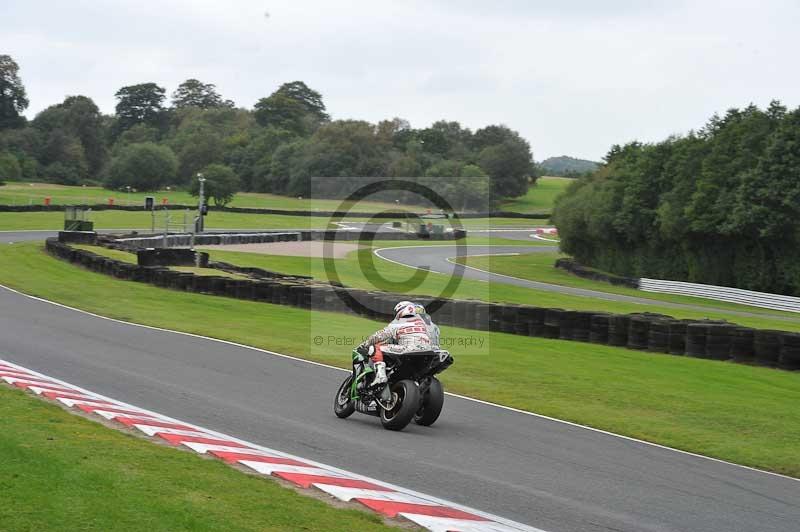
639, 278, 800, 314
44, 237, 799, 372
557, 259, 800, 314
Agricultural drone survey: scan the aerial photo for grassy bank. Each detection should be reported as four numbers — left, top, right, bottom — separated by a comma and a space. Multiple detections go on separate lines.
498, 176, 571, 213
2, 242, 799, 477
0, 385, 394, 532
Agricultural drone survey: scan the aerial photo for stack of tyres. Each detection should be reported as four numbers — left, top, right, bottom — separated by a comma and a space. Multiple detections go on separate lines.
607, 315, 630, 346
704, 324, 735, 360
434, 299, 455, 327
561, 311, 591, 342
487, 304, 504, 333
589, 313, 611, 344
453, 300, 474, 330
647, 319, 671, 353
754, 330, 782, 367
543, 309, 564, 339
500, 305, 520, 334
512, 306, 531, 336
191, 275, 212, 294
518, 306, 545, 337
779, 333, 800, 370
627, 316, 651, 350
288, 284, 308, 307
668, 320, 690, 355
475, 304, 492, 331
729, 327, 756, 362
174, 272, 194, 291
238, 280, 258, 300
685, 323, 710, 357
253, 280, 274, 302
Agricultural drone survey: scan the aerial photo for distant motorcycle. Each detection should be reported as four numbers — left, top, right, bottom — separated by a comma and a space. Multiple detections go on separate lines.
333, 345, 454, 431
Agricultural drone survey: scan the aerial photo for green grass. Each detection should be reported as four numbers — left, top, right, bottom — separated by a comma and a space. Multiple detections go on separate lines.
72, 245, 250, 278
0, 211, 343, 231
0, 181, 417, 213
197, 243, 800, 332
498, 176, 571, 213
0, 210, 546, 232
0, 385, 395, 532
1, 242, 799, 478
457, 251, 800, 321
0, 181, 563, 217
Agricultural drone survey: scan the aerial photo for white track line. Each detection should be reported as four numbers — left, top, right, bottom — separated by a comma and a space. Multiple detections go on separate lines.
0, 282, 797, 484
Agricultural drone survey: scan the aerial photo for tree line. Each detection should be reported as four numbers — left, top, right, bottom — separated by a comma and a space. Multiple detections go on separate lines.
0, 55, 535, 208
552, 101, 800, 295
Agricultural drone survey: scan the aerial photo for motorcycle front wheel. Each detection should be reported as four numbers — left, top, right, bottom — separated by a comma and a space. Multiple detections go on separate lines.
333, 375, 356, 419
380, 379, 420, 431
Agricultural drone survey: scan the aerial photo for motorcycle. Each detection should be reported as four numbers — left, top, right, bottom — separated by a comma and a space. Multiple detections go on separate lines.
333, 345, 454, 431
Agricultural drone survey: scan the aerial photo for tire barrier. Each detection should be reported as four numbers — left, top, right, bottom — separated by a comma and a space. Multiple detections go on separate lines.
754, 330, 782, 367
554, 258, 639, 289
779, 333, 800, 370
44, 237, 800, 372
729, 327, 756, 362
647, 319, 671, 354
137, 248, 209, 267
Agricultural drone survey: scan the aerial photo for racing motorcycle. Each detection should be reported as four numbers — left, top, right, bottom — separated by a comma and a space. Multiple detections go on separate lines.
333, 345, 454, 431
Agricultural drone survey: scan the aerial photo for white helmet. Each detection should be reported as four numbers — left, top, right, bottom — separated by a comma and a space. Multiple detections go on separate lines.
394, 300, 417, 320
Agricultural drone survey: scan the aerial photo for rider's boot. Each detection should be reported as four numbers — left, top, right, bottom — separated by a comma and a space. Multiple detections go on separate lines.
373, 361, 388, 385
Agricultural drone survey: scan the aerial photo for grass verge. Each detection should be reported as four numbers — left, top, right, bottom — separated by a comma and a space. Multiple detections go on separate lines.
0, 385, 395, 532
1, 242, 799, 477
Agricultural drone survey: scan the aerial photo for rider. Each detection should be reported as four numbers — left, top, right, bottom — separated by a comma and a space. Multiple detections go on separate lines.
359, 301, 435, 385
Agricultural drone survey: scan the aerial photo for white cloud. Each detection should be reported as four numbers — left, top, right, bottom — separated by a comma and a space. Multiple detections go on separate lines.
4, 0, 799, 160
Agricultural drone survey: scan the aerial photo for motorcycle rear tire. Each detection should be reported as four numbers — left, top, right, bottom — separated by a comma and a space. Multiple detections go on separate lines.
333, 375, 356, 419
380, 380, 420, 431
414, 377, 444, 426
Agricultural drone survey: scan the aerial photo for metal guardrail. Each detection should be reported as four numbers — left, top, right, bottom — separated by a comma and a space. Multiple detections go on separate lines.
638, 278, 800, 313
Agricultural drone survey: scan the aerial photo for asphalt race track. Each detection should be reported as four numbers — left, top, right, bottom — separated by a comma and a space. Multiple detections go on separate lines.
375, 244, 800, 322
1, 282, 799, 532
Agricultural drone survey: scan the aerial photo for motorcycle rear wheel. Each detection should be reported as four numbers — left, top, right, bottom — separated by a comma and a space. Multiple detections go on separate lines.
333, 375, 356, 419
414, 377, 444, 426
380, 380, 420, 431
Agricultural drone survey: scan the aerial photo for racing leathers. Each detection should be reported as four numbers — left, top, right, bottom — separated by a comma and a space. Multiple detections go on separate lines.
359, 315, 435, 385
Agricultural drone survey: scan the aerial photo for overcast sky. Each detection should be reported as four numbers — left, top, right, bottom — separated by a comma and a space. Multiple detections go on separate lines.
5, 0, 800, 160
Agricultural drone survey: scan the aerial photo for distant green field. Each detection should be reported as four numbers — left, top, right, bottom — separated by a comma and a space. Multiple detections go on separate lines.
0, 211, 336, 231
0, 210, 548, 231
1, 180, 565, 216
0, 181, 412, 212
499, 176, 571, 213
